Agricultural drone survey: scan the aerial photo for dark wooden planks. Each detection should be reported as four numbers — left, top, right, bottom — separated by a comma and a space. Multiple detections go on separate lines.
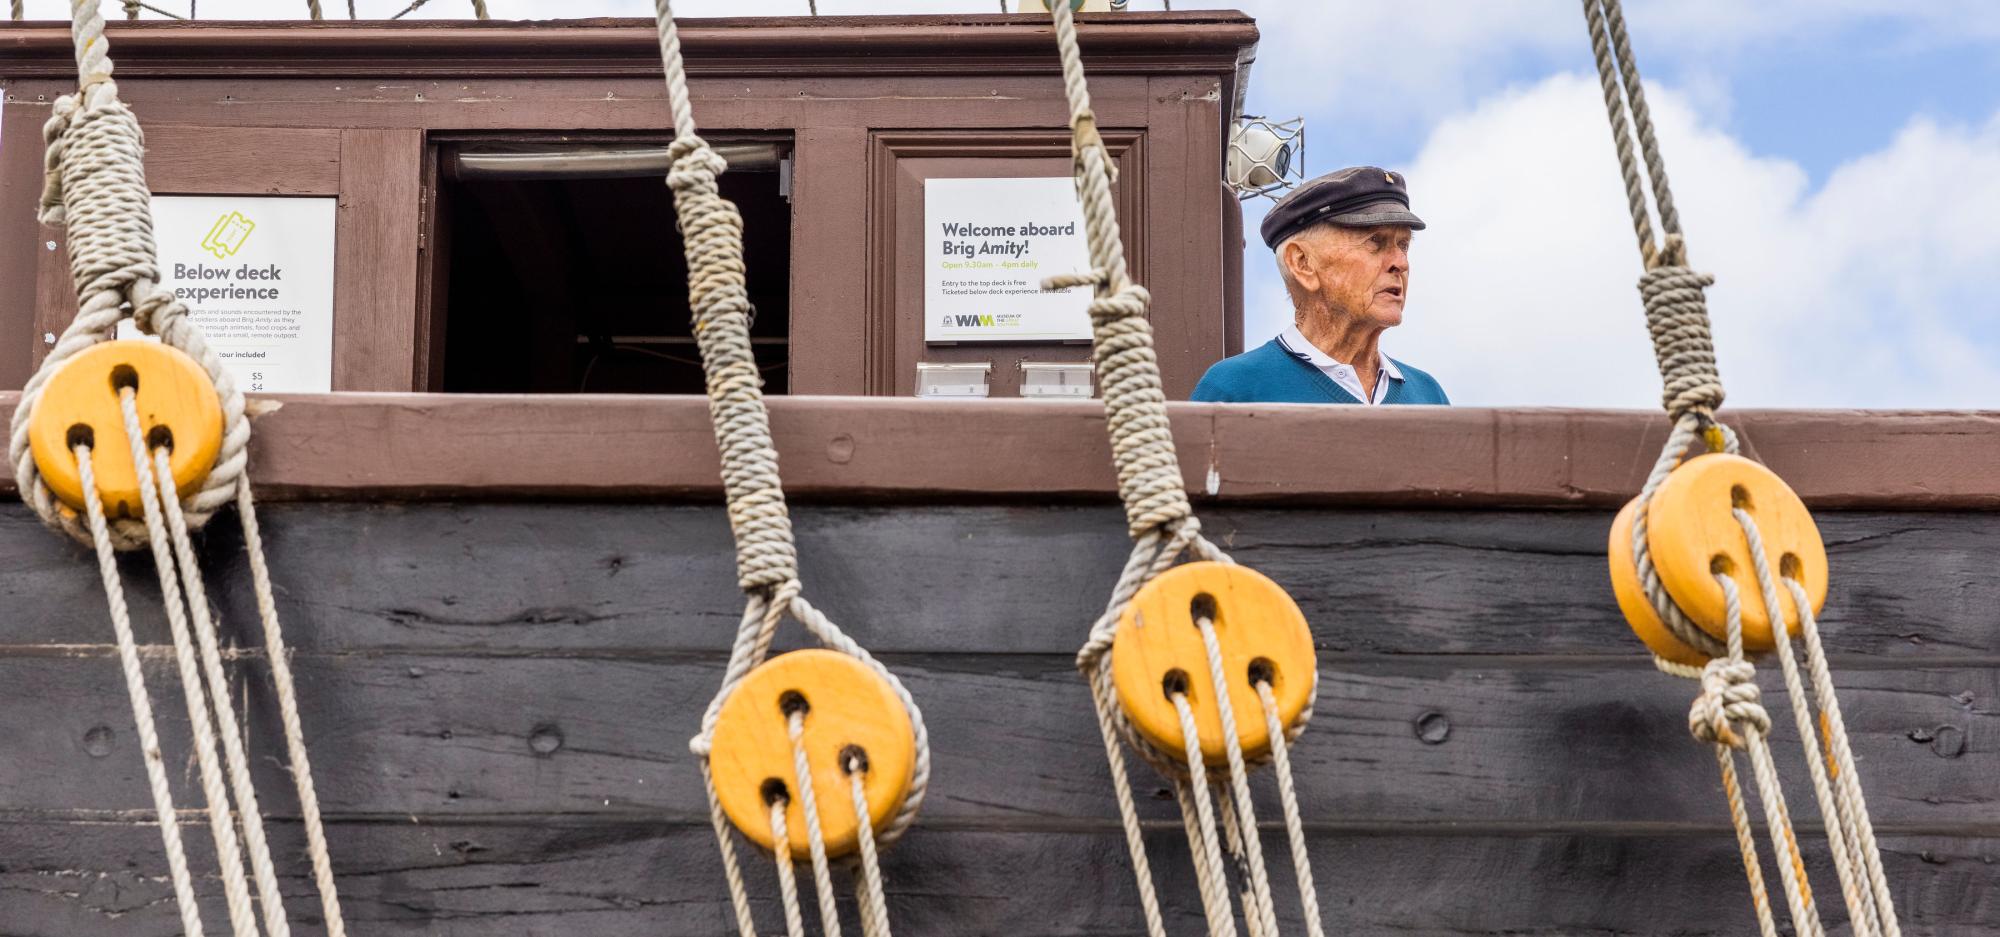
2, 819, 1994, 936
0, 652, 1989, 831
4, 504, 1993, 659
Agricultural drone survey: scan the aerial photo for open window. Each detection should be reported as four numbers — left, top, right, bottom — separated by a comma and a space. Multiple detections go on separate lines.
430, 137, 793, 394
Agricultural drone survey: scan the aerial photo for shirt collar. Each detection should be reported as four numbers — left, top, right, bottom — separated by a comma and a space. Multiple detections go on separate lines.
1277, 325, 1402, 380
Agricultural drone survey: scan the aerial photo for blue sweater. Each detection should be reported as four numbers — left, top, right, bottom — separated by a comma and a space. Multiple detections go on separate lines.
1191, 338, 1448, 404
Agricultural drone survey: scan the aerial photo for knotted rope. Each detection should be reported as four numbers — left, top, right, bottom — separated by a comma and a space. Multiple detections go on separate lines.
11, 4, 248, 552
1584, 2, 1900, 934
1044, 4, 1322, 934
12, 4, 348, 935
649, 5, 926, 934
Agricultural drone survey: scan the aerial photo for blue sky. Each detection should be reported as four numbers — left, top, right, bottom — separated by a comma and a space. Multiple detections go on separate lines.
17, 0, 2000, 407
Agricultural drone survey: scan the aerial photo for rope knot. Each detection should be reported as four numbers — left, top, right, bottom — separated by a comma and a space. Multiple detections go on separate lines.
666, 134, 728, 182
1689, 658, 1769, 749
1636, 260, 1723, 423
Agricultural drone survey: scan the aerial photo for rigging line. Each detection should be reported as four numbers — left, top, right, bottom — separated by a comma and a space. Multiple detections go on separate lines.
115, 387, 262, 937
1196, 612, 1278, 936
1172, 694, 1240, 937
235, 479, 349, 937
788, 709, 844, 937
849, 760, 893, 937
771, 799, 808, 937
307, 0, 321, 19
73, 443, 208, 937
1256, 680, 1324, 937
150, 445, 295, 937
390, 0, 430, 19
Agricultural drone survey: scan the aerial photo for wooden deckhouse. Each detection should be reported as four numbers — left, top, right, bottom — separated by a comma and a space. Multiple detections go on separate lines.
1, 13, 1996, 936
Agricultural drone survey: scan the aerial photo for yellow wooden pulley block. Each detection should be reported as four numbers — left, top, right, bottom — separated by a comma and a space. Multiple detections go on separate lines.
1606, 497, 1711, 668
709, 649, 916, 861
1645, 453, 1827, 652
1111, 562, 1314, 766
27, 340, 223, 519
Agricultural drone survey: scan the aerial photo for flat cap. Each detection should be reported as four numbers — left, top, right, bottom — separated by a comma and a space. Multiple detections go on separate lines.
1259, 166, 1426, 249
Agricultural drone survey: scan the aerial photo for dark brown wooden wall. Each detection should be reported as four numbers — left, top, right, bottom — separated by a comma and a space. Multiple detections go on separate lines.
0, 15, 1252, 397
2, 500, 1995, 935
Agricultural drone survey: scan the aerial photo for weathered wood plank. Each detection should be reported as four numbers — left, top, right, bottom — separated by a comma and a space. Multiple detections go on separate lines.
2, 819, 1994, 936
0, 653, 1988, 830
3, 397, 1999, 509
3, 504, 1993, 659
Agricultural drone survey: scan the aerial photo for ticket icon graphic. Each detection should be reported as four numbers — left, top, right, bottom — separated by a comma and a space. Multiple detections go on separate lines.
201, 211, 256, 259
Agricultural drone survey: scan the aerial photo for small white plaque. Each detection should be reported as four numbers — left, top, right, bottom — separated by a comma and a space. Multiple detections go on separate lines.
118, 195, 338, 393
916, 361, 992, 399
924, 177, 1094, 343
1019, 361, 1095, 398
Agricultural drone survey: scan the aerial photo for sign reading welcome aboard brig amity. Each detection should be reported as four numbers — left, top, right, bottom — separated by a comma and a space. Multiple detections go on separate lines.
118, 195, 338, 393
924, 177, 1094, 343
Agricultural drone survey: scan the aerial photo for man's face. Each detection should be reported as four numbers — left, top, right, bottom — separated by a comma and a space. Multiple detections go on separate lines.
1286, 224, 1413, 328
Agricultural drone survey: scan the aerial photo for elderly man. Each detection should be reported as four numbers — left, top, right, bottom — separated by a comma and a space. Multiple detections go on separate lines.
1193, 167, 1448, 404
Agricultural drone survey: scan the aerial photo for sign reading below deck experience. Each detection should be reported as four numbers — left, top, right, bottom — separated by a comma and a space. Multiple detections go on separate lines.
117, 195, 338, 393
924, 177, 1094, 343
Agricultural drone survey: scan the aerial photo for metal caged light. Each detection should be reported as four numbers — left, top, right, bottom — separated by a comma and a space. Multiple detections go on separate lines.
1226, 115, 1305, 201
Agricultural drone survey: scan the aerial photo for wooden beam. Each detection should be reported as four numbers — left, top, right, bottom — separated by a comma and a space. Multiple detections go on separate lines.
1, 394, 1994, 508
0, 13, 1261, 80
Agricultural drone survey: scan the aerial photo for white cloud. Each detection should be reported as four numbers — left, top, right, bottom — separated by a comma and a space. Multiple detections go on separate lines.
1354, 73, 2000, 408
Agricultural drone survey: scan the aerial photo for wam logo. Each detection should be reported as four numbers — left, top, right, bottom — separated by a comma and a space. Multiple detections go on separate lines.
201, 211, 256, 259
949, 314, 996, 328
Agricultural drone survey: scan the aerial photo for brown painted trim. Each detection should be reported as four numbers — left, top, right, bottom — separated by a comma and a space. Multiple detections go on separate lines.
332, 129, 424, 391
0, 14, 1260, 79
0, 103, 47, 389
0, 393, 1993, 509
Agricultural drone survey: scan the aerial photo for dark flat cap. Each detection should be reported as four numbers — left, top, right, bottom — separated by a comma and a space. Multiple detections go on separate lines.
1259, 166, 1426, 249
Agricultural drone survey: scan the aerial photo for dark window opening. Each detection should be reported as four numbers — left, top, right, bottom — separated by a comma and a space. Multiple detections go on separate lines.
435, 140, 791, 394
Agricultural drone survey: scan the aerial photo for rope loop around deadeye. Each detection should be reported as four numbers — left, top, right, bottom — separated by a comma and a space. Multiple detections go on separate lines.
1585, 0, 1903, 934
650, 5, 927, 935
11, 6, 351, 937
1042, 5, 1327, 936
11, 31, 249, 551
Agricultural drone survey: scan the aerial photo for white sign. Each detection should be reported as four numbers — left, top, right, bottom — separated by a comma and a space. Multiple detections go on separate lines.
924, 177, 1094, 343
119, 195, 338, 393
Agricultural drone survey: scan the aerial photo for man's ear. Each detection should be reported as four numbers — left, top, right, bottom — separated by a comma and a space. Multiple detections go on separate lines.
1282, 238, 1319, 294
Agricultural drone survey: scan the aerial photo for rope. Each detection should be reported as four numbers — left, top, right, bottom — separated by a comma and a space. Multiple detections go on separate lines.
647, 3, 926, 931
307, 0, 321, 18
236, 479, 349, 937
1197, 615, 1278, 936
1742, 515, 1903, 936
12, 0, 249, 552
788, 710, 844, 937
117, 397, 260, 937
13, 7, 349, 935
74, 444, 207, 937
471, 0, 487, 19
1171, 694, 1239, 937
150, 444, 293, 937
11, 1, 22, 21
1043, 3, 1323, 932
1696, 574, 1819, 937
849, 758, 893, 937
770, 799, 808, 937
1583, 5, 1902, 933
1581, 0, 1722, 427
1257, 682, 1323, 937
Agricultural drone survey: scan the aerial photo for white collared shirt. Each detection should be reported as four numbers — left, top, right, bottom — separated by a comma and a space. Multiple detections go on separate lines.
1276, 325, 1403, 405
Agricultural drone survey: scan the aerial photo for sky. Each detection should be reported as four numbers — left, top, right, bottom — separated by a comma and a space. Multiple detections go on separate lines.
13, 0, 2000, 408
